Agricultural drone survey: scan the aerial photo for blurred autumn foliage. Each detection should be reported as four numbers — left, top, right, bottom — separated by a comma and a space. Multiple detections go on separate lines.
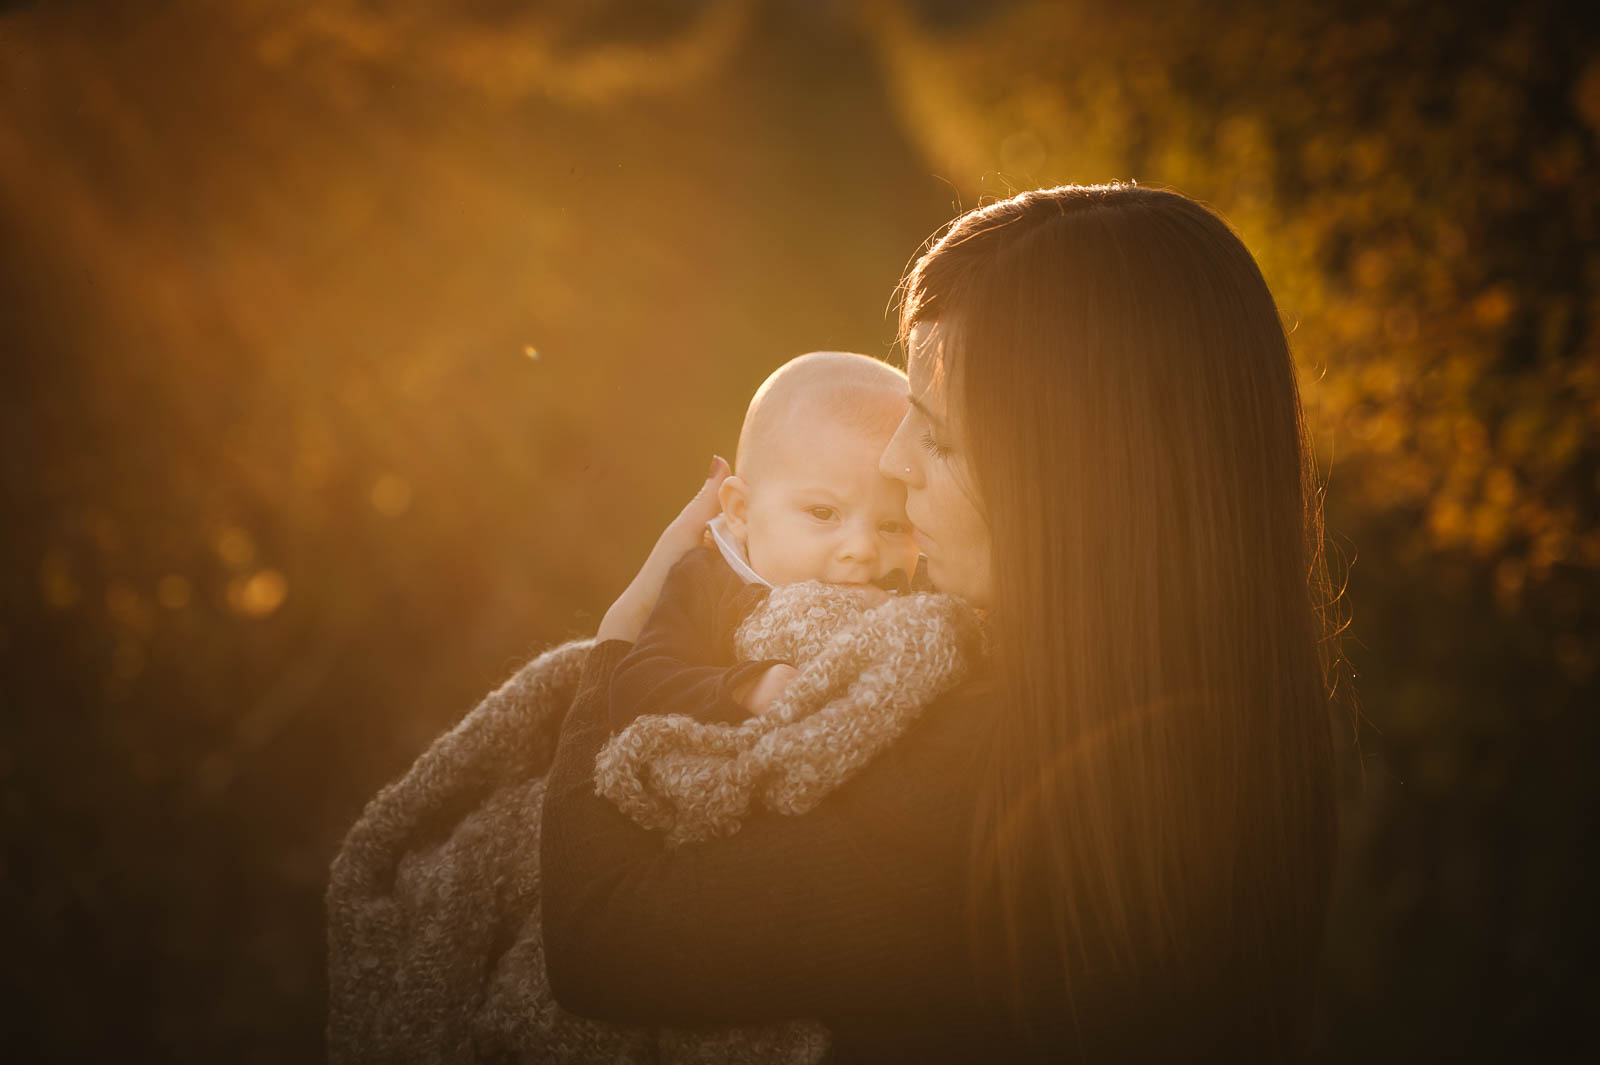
1, 0, 1595, 1061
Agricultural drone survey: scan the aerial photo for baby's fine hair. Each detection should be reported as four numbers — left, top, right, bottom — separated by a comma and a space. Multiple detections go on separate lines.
734, 352, 908, 480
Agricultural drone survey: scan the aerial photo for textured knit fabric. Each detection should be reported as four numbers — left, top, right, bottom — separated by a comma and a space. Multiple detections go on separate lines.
326, 638, 601, 1063
327, 584, 988, 1064
597, 581, 988, 846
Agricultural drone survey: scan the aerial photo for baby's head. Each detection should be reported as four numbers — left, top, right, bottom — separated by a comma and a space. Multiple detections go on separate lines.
719, 352, 919, 588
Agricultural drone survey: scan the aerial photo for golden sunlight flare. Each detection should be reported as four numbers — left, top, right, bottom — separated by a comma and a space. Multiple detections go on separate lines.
370, 473, 412, 516
156, 574, 193, 609
216, 526, 257, 570
227, 569, 289, 618
38, 549, 82, 610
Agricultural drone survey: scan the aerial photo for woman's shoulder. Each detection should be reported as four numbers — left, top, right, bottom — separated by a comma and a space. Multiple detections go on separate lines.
825, 677, 997, 842
898, 677, 996, 764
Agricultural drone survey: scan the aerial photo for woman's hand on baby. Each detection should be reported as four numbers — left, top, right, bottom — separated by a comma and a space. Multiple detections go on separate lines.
597, 455, 730, 643
734, 663, 800, 717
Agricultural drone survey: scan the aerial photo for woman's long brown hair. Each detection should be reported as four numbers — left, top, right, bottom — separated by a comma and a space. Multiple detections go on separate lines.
902, 184, 1340, 1060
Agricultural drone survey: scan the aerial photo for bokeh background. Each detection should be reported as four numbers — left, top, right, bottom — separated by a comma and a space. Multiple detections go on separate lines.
3, 0, 1596, 1060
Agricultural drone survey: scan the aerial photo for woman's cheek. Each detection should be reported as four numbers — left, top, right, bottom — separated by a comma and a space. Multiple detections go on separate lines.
892, 535, 919, 571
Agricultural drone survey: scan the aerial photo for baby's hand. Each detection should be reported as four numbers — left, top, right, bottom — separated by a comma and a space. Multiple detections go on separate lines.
734, 663, 800, 717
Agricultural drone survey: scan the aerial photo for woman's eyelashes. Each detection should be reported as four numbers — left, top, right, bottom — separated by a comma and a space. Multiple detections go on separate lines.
806, 505, 837, 522
920, 428, 952, 459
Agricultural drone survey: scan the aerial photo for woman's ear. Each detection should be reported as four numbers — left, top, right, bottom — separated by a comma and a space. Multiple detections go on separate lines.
719, 475, 750, 537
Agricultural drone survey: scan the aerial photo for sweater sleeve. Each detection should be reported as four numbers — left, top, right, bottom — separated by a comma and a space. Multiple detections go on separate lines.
608, 549, 782, 730
540, 639, 989, 1029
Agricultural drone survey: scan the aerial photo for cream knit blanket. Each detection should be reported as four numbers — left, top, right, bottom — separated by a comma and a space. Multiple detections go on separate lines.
597, 581, 989, 847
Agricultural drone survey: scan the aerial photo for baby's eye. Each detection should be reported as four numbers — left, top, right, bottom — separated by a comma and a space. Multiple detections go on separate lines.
880, 520, 907, 535
806, 506, 838, 521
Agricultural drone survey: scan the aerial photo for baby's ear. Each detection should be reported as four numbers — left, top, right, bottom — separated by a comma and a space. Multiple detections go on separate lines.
719, 475, 750, 535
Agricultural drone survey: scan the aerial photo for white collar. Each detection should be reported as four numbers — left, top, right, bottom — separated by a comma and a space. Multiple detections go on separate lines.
707, 514, 770, 587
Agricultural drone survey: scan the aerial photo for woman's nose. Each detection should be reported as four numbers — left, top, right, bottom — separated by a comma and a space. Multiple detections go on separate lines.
879, 414, 921, 488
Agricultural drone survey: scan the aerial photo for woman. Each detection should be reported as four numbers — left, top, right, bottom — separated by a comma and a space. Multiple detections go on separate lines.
540, 183, 1339, 1063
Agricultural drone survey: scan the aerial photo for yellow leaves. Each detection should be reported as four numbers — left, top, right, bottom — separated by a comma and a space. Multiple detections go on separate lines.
1299, 134, 1341, 184
1529, 524, 1572, 573
860, 0, 1600, 592
1332, 301, 1381, 342
1457, 66, 1518, 138
255, 0, 753, 108
1573, 58, 1600, 134
1533, 135, 1584, 188
1354, 248, 1393, 290
1427, 496, 1468, 546
1383, 307, 1420, 344
1537, 298, 1576, 366
1371, 456, 1435, 509
1216, 115, 1270, 161
1348, 407, 1406, 455
1468, 499, 1510, 557
1472, 285, 1516, 329
1346, 136, 1390, 182
1433, 222, 1469, 261
1494, 556, 1526, 611
1360, 360, 1405, 401
1482, 467, 1518, 508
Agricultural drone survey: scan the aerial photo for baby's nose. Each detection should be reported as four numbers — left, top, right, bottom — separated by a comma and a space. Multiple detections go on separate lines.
837, 523, 878, 562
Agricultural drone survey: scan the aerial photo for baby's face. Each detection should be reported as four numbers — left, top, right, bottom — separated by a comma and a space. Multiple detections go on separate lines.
737, 422, 920, 588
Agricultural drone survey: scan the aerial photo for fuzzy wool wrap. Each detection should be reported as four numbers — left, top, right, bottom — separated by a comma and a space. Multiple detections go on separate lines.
597, 582, 989, 846
326, 584, 986, 1064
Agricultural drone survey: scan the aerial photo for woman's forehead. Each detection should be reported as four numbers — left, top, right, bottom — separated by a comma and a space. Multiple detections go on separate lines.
907, 321, 951, 399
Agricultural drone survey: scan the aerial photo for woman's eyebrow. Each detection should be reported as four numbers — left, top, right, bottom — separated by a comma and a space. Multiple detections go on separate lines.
907, 393, 945, 430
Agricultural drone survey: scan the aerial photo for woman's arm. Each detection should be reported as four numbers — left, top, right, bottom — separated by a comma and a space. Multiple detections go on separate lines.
540, 638, 984, 1027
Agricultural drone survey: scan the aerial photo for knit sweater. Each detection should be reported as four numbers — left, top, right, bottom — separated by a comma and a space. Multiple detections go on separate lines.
326, 581, 991, 1064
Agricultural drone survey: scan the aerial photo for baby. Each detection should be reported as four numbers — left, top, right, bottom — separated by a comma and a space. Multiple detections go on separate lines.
330, 352, 982, 1065
532, 353, 977, 1065
609, 351, 922, 728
